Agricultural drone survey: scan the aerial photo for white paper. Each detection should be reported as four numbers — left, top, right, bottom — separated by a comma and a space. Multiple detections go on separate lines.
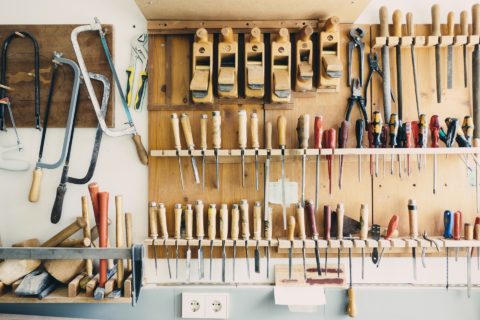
267, 180, 298, 205
274, 286, 326, 312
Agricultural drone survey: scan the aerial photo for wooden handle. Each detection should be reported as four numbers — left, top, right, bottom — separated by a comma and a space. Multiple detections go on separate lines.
406, 12, 414, 36
347, 287, 357, 317
360, 204, 369, 240
220, 204, 229, 240
132, 134, 148, 165
324, 205, 331, 240
174, 203, 182, 239
277, 115, 287, 147
253, 201, 262, 240
240, 199, 250, 240
453, 211, 462, 240
474, 4, 480, 36
88, 182, 100, 225
250, 112, 259, 149
115, 195, 124, 288
158, 203, 168, 239
196, 28, 209, 43
314, 116, 324, 149
431, 4, 441, 36
180, 113, 195, 149
392, 10, 403, 37
408, 199, 418, 239
212, 111, 222, 149
41, 217, 86, 247
296, 203, 306, 240
200, 114, 208, 150
125, 212, 133, 272
465, 223, 474, 240
28, 168, 42, 202
385, 214, 399, 240
249, 27, 261, 43
266, 121, 272, 150
277, 28, 290, 43
474, 219, 480, 240
288, 215, 296, 241
148, 202, 158, 238
447, 11, 455, 36
220, 27, 234, 43
461, 11, 469, 36
185, 204, 193, 240
208, 204, 217, 240
305, 200, 318, 238
297, 114, 310, 149
195, 200, 205, 238
298, 25, 313, 41
98, 192, 109, 288
265, 207, 272, 241
171, 113, 181, 150
337, 203, 344, 240
323, 16, 339, 32
231, 204, 240, 240
379, 6, 390, 37
238, 110, 247, 148
81, 196, 93, 276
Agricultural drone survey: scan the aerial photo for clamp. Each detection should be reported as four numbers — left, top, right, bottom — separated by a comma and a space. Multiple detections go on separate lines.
345, 78, 368, 125
348, 27, 365, 87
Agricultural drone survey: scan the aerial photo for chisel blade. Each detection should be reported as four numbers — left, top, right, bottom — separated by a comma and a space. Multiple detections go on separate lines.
412, 248, 417, 280
245, 241, 251, 279
255, 152, 259, 191
315, 240, 321, 275
315, 154, 320, 212
281, 154, 287, 229
468, 247, 472, 298
222, 240, 226, 283
254, 241, 260, 273
361, 248, 364, 280
266, 243, 270, 278
337, 248, 340, 278
435, 45, 442, 103
176, 155, 184, 190
164, 242, 172, 279
215, 152, 220, 189
241, 151, 245, 188
463, 45, 468, 88
202, 153, 205, 191
175, 241, 179, 280
302, 242, 307, 280
209, 241, 213, 281
288, 245, 293, 280
233, 241, 237, 282
446, 247, 449, 290
301, 154, 306, 205
447, 45, 453, 89
198, 240, 204, 280
152, 241, 158, 275
186, 243, 191, 282
190, 154, 200, 184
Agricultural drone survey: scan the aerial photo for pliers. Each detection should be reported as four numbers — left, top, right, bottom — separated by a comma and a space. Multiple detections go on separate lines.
421, 231, 440, 268
365, 52, 395, 107
345, 78, 368, 126
348, 27, 365, 87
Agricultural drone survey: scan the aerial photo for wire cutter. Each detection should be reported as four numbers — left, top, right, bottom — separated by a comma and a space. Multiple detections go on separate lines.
348, 27, 365, 87
346, 78, 368, 125
365, 52, 395, 107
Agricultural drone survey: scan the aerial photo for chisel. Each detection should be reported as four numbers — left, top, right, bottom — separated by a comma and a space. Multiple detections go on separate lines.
207, 204, 217, 281
220, 204, 229, 282
306, 200, 321, 275
443, 210, 453, 290
465, 223, 473, 298
388, 114, 399, 175
473, 4, 480, 144
288, 215, 296, 280
265, 122, 272, 219
324, 205, 331, 274
278, 115, 287, 229
430, 116, 440, 194
372, 111, 382, 177
453, 210, 462, 262
432, 4, 442, 103
355, 119, 365, 182
447, 11, 455, 89
185, 204, 193, 282
195, 200, 205, 279
474, 217, 480, 270
360, 204, 369, 279
296, 203, 307, 279
171, 114, 184, 190
393, 10, 403, 119
297, 114, 310, 205
336, 203, 344, 278
406, 12, 421, 117
265, 206, 272, 278
460, 11, 469, 88
379, 6, 392, 122
253, 201, 262, 273
377, 214, 399, 268
338, 121, 349, 189
240, 199, 251, 279
212, 111, 222, 189
200, 114, 208, 191
148, 202, 159, 275
180, 113, 200, 184
157, 203, 172, 279
174, 203, 182, 279
314, 116, 324, 211
404, 122, 412, 176
238, 110, 247, 188
408, 199, 418, 280
251, 113, 260, 191
231, 204, 239, 282
325, 129, 336, 195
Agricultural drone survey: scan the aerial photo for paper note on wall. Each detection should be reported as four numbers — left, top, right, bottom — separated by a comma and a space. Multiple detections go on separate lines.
267, 179, 298, 205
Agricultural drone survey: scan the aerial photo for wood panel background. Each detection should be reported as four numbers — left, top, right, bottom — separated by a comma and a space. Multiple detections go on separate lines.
0, 25, 114, 128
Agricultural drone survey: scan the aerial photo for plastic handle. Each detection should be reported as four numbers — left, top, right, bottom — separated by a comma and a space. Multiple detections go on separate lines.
408, 199, 418, 239
465, 223, 474, 240
453, 211, 462, 240
253, 201, 262, 240
462, 116, 474, 141
238, 110, 247, 149
148, 202, 158, 238
158, 203, 168, 239
418, 114, 428, 148
28, 168, 43, 203
474, 216, 480, 240
393, 10, 403, 37
355, 119, 365, 148
288, 215, 296, 241
220, 204, 229, 240
305, 200, 318, 238
296, 114, 310, 149
360, 204, 369, 240
385, 214, 399, 240
429, 115, 440, 148
327, 128, 337, 150
231, 204, 240, 240
277, 115, 287, 148
185, 204, 193, 240
207, 204, 217, 240
404, 122, 412, 148
180, 113, 195, 149
388, 113, 399, 147
443, 210, 453, 238
195, 200, 205, 238
324, 205, 331, 240
314, 116, 324, 149
266, 121, 273, 150
240, 199, 250, 240
372, 111, 383, 147
174, 204, 182, 239
200, 114, 208, 150
339, 121, 349, 149
431, 4, 441, 37
171, 113, 182, 150
296, 203, 306, 240
251, 113, 260, 149
447, 11, 455, 36
337, 203, 344, 240
406, 12, 414, 37
379, 6, 390, 37
212, 111, 222, 149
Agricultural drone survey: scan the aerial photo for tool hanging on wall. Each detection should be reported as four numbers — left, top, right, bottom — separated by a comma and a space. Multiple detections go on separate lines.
359, 204, 368, 279
430, 116, 440, 194
421, 231, 439, 268
296, 114, 309, 205
208, 204, 217, 281
377, 214, 399, 268
238, 110, 247, 188
338, 121, 349, 189
0, 31, 40, 130
174, 203, 182, 279
148, 202, 159, 274
218, 27, 238, 98
379, 6, 393, 123
372, 111, 382, 177
271, 28, 291, 102
253, 202, 262, 274
346, 233, 356, 318
125, 33, 148, 111
348, 27, 365, 87
264, 121, 272, 221
432, 5, 442, 103
460, 11, 469, 88
465, 223, 473, 298
240, 200, 251, 279
365, 53, 395, 114
195, 200, 205, 280
296, 203, 307, 279
212, 111, 221, 189
295, 25, 314, 92
388, 114, 399, 176
181, 113, 200, 185
185, 204, 193, 282
288, 215, 295, 280
306, 200, 321, 275
406, 12, 421, 117
324, 205, 331, 273
393, 10, 404, 120
336, 203, 344, 278
314, 116, 323, 212
473, 5, 480, 141
251, 112, 260, 191
231, 204, 239, 282
325, 129, 336, 195
171, 113, 185, 190
158, 203, 172, 279
200, 114, 208, 191
50, 72, 110, 223
220, 204, 229, 282
245, 27, 265, 98
355, 119, 365, 182
190, 28, 213, 103
28, 53, 81, 204
278, 115, 287, 229
71, 18, 148, 165
446, 11, 455, 90
408, 199, 419, 280
265, 206, 272, 278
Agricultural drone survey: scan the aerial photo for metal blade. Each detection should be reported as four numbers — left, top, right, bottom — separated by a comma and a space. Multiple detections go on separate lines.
264, 157, 270, 221
412, 248, 417, 280
177, 155, 184, 190
302, 242, 306, 280
446, 248, 449, 290
411, 45, 421, 117
175, 241, 179, 280
241, 152, 245, 188
337, 248, 340, 278
164, 242, 172, 279
301, 154, 306, 205
266, 242, 270, 278
255, 152, 259, 191
152, 241, 158, 275
255, 241, 260, 273
281, 154, 286, 229
215, 152, 220, 189
198, 240, 204, 280
381, 46, 392, 121
186, 243, 191, 282
463, 44, 468, 88
468, 247, 472, 298
222, 240, 226, 283
435, 45, 442, 103
396, 46, 403, 119
324, 248, 328, 275
447, 45, 453, 89
315, 154, 320, 212
210, 241, 213, 281
245, 241, 251, 279
315, 241, 321, 275
377, 248, 385, 268
288, 246, 293, 280
233, 241, 237, 282
190, 154, 200, 184
202, 153, 205, 191
361, 248, 364, 279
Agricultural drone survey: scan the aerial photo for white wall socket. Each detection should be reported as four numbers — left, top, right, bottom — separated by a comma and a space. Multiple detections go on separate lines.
182, 292, 229, 319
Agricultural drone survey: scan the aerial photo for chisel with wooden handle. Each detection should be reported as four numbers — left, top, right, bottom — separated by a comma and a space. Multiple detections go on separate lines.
377, 214, 399, 268
296, 203, 307, 279
81, 196, 93, 277
185, 204, 193, 282
408, 199, 418, 280
306, 200, 321, 275
324, 205, 331, 274
157, 203, 171, 279
238, 110, 247, 188
208, 203, 217, 281
195, 200, 205, 279
171, 114, 185, 190
432, 4, 442, 103
380, 6, 392, 121
288, 215, 296, 280
461, 10, 469, 88
393, 9, 403, 119
220, 204, 228, 282
251, 112, 260, 191
465, 222, 473, 298
360, 204, 368, 279
406, 12, 421, 117
278, 115, 287, 229
174, 203, 182, 279
212, 111, 222, 189
337, 203, 344, 278
231, 204, 240, 282
200, 114, 208, 191
253, 202, 262, 274
115, 196, 124, 288
148, 202, 159, 274
98, 192, 109, 288
181, 113, 200, 184
265, 206, 272, 278
297, 114, 309, 205
314, 116, 324, 212
240, 199, 251, 279
447, 11, 455, 89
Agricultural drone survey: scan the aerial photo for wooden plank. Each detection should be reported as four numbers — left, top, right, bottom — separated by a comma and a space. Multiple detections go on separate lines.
67, 274, 84, 298
123, 274, 132, 298
0, 25, 114, 128
104, 273, 117, 295
85, 274, 99, 297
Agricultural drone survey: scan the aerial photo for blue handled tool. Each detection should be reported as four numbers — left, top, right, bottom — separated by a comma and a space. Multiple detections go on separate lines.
444, 210, 453, 290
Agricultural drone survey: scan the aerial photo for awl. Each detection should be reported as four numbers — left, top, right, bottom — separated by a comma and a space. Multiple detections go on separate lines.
180, 113, 200, 184
194, 200, 205, 280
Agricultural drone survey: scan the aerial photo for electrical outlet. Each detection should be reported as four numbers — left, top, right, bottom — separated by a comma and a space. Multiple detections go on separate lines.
204, 293, 229, 319
182, 293, 205, 318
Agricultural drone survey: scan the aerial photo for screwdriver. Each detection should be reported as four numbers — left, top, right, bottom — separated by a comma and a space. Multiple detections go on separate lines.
408, 199, 418, 280
404, 122, 412, 176
418, 114, 427, 170
288, 215, 296, 280
253, 201, 262, 274
338, 121, 349, 189
411, 121, 420, 171
429, 115, 440, 194
325, 129, 337, 195
171, 114, 185, 190
278, 115, 287, 229
180, 113, 200, 184
355, 119, 365, 182
465, 222, 473, 298
462, 116, 474, 177
306, 200, 321, 275
212, 111, 222, 189
337, 203, 344, 278
157, 203, 172, 279
474, 217, 480, 270
360, 204, 369, 279
443, 210, 453, 291
314, 116, 324, 211
381, 125, 388, 177
194, 200, 205, 280
453, 210, 462, 262
148, 202, 159, 274
251, 113, 260, 191
185, 204, 193, 282
297, 114, 310, 206
174, 203, 182, 279
207, 204, 217, 281
238, 110, 248, 188
240, 199, 251, 279
377, 214, 399, 268
220, 204, 228, 282
231, 204, 239, 282
296, 203, 307, 279
324, 205, 331, 274
200, 114, 208, 191
397, 121, 405, 178
372, 111, 382, 177
388, 113, 399, 175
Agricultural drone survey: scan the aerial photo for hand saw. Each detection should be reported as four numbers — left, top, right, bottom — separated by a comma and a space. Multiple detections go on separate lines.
71, 18, 148, 165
